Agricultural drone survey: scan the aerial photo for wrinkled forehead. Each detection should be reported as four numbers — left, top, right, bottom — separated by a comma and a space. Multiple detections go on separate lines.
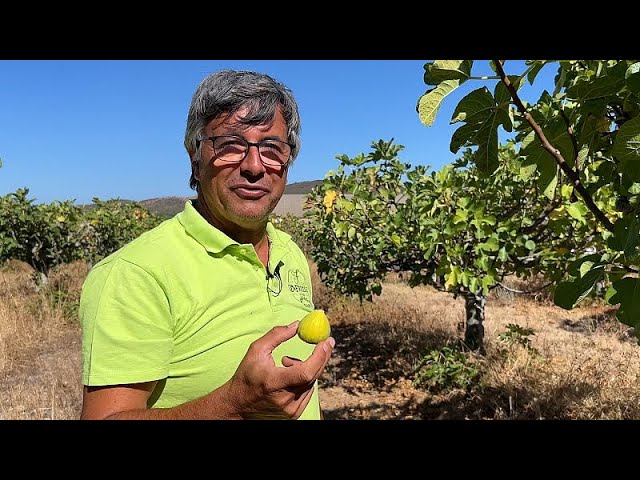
206, 105, 281, 133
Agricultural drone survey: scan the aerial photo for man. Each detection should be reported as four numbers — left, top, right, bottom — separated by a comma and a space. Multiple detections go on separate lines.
79, 70, 335, 420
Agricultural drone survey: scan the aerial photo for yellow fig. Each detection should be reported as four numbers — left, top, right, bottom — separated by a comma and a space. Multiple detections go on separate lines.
297, 310, 331, 344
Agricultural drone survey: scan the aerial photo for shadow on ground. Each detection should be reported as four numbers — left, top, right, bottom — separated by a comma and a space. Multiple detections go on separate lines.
320, 315, 630, 420
559, 307, 636, 343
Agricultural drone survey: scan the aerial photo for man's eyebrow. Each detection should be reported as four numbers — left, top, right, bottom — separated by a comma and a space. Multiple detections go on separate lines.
214, 131, 287, 141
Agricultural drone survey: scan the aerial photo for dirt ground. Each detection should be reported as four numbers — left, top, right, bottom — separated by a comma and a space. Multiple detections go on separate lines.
317, 282, 638, 420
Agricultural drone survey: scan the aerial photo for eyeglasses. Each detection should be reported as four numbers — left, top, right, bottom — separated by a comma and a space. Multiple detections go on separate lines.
197, 135, 294, 169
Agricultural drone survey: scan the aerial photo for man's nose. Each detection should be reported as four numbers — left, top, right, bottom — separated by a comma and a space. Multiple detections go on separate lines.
240, 144, 266, 175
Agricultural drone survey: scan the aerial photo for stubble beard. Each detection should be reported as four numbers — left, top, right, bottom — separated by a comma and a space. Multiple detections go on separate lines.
223, 190, 280, 225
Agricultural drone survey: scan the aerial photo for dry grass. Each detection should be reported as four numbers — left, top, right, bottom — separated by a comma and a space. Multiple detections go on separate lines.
312, 266, 640, 420
1, 259, 639, 420
0, 260, 87, 419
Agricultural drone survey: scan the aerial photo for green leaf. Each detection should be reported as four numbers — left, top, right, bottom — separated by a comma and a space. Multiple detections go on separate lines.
452, 209, 468, 224
448, 87, 510, 174
566, 74, 625, 102
520, 119, 575, 199
451, 87, 495, 124
625, 62, 640, 96
576, 144, 590, 169
554, 266, 605, 310
418, 80, 462, 127
423, 60, 472, 85
336, 198, 354, 212
607, 214, 640, 255
567, 254, 602, 277
460, 270, 470, 287
481, 274, 496, 295
527, 154, 557, 200
578, 260, 595, 278
566, 202, 589, 225
605, 284, 616, 303
483, 215, 496, 226
608, 277, 640, 330
494, 80, 513, 106
527, 61, 549, 85
457, 196, 471, 208
391, 233, 402, 247
577, 115, 600, 152
478, 236, 500, 252
519, 159, 537, 180
525, 239, 535, 250
475, 256, 490, 271
624, 93, 640, 119
445, 266, 462, 290
450, 122, 480, 153
469, 277, 479, 294
612, 115, 640, 182
472, 129, 500, 174
334, 221, 348, 238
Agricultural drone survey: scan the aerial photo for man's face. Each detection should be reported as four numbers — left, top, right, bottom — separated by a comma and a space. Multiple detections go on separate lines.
194, 106, 289, 230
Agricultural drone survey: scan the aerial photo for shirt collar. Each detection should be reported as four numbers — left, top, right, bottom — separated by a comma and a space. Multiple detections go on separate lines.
177, 200, 292, 255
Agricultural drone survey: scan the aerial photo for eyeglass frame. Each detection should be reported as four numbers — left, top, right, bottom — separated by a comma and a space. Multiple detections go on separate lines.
195, 135, 295, 169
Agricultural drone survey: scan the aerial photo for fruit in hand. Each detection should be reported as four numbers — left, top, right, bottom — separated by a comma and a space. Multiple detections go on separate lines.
297, 310, 331, 344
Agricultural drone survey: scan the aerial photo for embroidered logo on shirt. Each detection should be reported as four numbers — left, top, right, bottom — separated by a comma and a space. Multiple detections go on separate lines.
287, 268, 312, 307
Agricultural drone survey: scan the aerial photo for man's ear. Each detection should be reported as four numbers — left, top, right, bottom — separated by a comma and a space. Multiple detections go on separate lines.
191, 160, 200, 182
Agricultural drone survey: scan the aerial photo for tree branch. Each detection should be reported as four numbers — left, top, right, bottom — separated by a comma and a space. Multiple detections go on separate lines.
559, 108, 580, 175
497, 281, 553, 294
493, 60, 615, 232
522, 198, 562, 237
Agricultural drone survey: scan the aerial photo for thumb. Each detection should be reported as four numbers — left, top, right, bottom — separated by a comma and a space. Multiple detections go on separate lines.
259, 321, 299, 353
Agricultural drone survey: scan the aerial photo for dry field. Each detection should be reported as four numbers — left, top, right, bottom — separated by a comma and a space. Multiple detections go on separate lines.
1, 260, 639, 420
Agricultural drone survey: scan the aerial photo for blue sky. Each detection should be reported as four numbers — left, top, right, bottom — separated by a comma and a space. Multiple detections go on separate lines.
0, 60, 556, 205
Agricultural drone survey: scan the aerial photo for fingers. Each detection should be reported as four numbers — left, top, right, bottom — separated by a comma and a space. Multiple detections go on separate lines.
282, 356, 302, 367
307, 337, 335, 379
257, 322, 300, 353
278, 336, 335, 388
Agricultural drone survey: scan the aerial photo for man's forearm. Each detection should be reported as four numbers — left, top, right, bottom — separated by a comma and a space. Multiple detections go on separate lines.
96, 382, 244, 420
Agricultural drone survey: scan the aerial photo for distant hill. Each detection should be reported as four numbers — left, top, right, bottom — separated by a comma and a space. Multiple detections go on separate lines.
284, 180, 322, 194
139, 197, 192, 219
136, 180, 322, 219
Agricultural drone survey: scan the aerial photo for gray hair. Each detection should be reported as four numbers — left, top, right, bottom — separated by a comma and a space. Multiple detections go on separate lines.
184, 69, 302, 191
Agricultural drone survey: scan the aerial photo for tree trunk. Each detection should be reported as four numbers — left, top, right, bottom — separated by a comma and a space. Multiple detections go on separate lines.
463, 292, 486, 351
31, 268, 49, 292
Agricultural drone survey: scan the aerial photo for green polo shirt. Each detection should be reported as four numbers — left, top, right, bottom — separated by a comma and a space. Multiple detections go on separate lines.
80, 201, 320, 419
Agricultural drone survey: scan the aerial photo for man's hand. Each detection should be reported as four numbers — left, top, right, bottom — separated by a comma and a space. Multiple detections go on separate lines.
226, 321, 335, 419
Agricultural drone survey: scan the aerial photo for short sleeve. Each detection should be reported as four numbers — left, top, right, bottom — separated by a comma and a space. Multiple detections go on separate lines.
80, 257, 174, 386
